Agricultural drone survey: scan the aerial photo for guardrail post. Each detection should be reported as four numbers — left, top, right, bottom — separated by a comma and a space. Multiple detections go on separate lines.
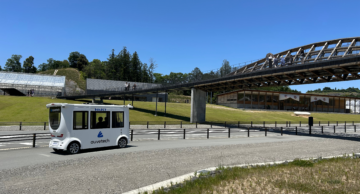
238, 121, 240, 128
207, 128, 209, 139
147, 122, 149, 129
44, 122, 46, 130
321, 126, 323, 134
19, 122, 22, 131
183, 129, 186, 139
296, 126, 298, 135
345, 121, 347, 127
289, 121, 291, 127
158, 129, 160, 140
180, 121, 182, 128
265, 127, 267, 136
334, 125, 336, 133
228, 127, 230, 138
33, 133, 36, 147
196, 122, 198, 128
309, 126, 312, 135
328, 121, 330, 126
164, 121, 166, 129
248, 127, 250, 137
131, 130, 133, 141
281, 127, 283, 136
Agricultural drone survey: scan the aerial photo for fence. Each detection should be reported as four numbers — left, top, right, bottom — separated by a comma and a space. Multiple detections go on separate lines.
2, 124, 359, 148
1, 121, 360, 131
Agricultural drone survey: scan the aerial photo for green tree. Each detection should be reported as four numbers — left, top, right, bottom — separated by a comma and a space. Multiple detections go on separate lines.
0, 65, 2, 71
141, 63, 150, 82
4, 54, 22, 72
23, 56, 34, 73
148, 58, 157, 83
77, 54, 88, 71
60, 60, 70, 68
30, 66, 37, 73
38, 63, 49, 71
83, 59, 105, 79
220, 59, 231, 77
117, 47, 131, 81
190, 67, 203, 82
130, 51, 141, 82
68, 51, 81, 68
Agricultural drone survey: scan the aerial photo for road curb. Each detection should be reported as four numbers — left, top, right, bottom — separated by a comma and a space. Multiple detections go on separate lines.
123, 153, 360, 194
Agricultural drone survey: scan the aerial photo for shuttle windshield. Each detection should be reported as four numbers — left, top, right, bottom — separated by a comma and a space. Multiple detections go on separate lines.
49, 107, 61, 130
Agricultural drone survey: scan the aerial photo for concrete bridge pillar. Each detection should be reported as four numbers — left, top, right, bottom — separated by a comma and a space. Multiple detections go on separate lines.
190, 88, 206, 123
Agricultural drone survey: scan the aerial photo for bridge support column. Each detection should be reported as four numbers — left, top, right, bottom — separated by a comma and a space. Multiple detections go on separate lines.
190, 88, 206, 123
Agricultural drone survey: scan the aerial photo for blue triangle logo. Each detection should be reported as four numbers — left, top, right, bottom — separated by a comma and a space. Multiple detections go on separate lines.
98, 131, 103, 138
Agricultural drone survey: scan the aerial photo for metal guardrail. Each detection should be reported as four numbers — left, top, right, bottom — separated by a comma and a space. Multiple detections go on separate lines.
1, 121, 360, 130
1, 124, 358, 150
0, 133, 50, 147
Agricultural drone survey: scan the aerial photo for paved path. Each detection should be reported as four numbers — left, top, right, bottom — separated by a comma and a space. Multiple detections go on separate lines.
1, 135, 360, 193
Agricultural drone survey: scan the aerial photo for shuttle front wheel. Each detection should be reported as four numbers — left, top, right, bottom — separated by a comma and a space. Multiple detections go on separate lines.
67, 142, 80, 154
118, 138, 127, 148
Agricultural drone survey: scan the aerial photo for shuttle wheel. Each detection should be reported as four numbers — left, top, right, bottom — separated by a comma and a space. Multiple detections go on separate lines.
118, 138, 127, 148
67, 142, 80, 154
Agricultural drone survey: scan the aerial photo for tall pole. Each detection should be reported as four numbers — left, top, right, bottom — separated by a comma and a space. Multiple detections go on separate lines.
210, 91, 213, 104
155, 91, 158, 116
164, 91, 167, 117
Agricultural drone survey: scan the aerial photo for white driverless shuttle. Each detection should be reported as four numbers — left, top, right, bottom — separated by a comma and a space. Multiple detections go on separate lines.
46, 103, 131, 154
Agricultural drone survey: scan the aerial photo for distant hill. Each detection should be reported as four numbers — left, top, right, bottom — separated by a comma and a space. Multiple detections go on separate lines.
38, 68, 86, 95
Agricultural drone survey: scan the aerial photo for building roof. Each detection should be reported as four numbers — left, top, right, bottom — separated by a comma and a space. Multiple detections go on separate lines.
0, 71, 65, 87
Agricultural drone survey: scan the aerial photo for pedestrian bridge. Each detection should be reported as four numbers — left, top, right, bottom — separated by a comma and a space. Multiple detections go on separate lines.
58, 37, 360, 123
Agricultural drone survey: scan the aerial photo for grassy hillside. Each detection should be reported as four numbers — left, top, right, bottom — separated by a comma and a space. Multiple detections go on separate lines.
38, 68, 86, 91
0, 96, 360, 122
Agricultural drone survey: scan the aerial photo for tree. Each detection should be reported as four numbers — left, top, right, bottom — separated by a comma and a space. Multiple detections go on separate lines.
38, 63, 49, 71
30, 66, 37, 73
0, 65, 2, 71
148, 58, 157, 83
130, 51, 141, 82
60, 60, 70, 68
77, 54, 88, 71
23, 56, 34, 73
190, 67, 203, 82
4, 55, 22, 72
220, 59, 231, 77
118, 47, 131, 81
83, 59, 105, 79
68, 52, 81, 68
141, 63, 150, 82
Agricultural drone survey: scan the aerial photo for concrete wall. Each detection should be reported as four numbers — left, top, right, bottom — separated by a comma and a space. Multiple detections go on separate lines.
190, 88, 206, 123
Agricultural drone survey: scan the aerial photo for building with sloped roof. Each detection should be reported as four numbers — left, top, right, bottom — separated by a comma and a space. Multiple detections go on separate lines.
0, 71, 65, 96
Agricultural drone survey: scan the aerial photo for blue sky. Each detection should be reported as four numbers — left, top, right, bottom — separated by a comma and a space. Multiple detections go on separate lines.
1, 0, 359, 93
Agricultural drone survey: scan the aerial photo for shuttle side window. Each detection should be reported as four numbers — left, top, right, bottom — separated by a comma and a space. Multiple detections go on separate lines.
49, 107, 61, 130
112, 112, 124, 128
73, 111, 88, 130
91, 111, 110, 129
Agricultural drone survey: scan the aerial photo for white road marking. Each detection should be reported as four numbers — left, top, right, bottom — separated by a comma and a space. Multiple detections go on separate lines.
39, 154, 50, 157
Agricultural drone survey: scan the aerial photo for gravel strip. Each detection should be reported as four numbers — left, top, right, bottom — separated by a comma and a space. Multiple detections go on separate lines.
1, 138, 360, 194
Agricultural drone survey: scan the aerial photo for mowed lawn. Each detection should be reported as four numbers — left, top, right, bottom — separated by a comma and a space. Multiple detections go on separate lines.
0, 96, 360, 122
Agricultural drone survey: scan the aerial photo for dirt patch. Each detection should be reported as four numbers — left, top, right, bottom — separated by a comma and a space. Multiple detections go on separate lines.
206, 104, 240, 111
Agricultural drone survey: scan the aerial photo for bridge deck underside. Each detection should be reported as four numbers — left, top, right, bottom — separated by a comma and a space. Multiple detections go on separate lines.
195, 57, 360, 92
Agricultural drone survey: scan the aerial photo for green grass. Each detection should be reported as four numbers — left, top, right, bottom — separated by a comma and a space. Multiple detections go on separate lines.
150, 157, 360, 194
0, 95, 360, 122
39, 68, 86, 90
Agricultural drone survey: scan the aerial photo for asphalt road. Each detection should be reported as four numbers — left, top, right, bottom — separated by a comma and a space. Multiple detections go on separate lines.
1, 134, 360, 194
